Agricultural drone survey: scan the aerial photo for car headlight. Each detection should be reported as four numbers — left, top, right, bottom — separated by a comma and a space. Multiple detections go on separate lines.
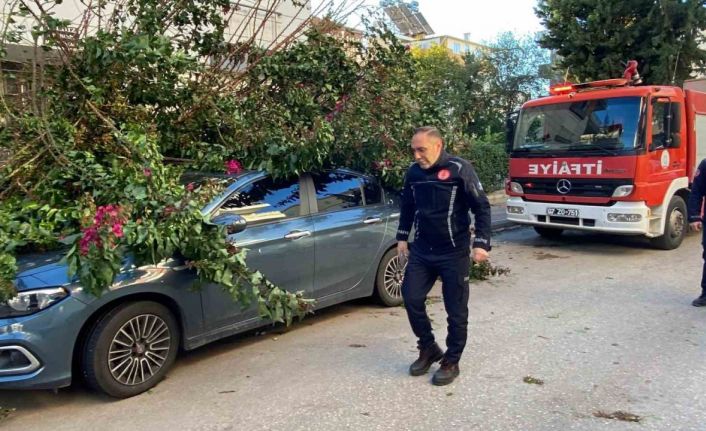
0, 287, 69, 318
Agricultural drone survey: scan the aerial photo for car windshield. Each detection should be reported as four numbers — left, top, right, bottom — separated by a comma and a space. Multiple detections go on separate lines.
513, 96, 643, 155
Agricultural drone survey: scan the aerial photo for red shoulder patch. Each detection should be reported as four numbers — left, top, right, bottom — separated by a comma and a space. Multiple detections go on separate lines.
437, 169, 451, 181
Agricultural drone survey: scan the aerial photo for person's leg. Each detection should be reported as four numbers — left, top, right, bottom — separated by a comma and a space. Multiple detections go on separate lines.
437, 253, 471, 364
695, 245, 706, 306
431, 252, 470, 386
402, 251, 439, 350
702, 247, 706, 294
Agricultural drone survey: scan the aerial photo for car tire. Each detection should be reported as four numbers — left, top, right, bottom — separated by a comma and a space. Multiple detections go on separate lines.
373, 248, 405, 307
650, 195, 687, 250
534, 226, 564, 239
82, 301, 179, 398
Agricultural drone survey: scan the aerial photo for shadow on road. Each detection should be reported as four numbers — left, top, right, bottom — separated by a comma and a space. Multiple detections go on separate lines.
0, 297, 384, 410
501, 226, 701, 255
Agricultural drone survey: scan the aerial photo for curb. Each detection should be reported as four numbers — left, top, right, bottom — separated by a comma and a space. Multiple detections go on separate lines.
491, 219, 519, 232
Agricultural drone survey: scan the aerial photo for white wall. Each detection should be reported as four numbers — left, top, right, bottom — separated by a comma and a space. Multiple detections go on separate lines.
224, 1, 312, 47
1, 0, 311, 48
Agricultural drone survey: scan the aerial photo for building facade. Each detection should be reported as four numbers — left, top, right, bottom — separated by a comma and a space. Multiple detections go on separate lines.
407, 33, 486, 57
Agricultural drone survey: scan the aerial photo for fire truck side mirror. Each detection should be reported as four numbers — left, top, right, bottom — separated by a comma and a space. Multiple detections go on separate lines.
668, 103, 682, 148
670, 133, 682, 148
505, 112, 518, 153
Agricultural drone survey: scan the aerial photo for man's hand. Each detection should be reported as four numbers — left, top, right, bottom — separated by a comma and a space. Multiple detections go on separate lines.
691, 221, 703, 232
472, 247, 489, 263
397, 241, 409, 258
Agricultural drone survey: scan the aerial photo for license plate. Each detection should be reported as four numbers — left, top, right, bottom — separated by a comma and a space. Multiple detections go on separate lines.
547, 208, 579, 218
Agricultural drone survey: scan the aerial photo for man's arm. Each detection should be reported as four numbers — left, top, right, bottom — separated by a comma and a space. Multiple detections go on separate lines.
688, 160, 706, 229
461, 162, 491, 252
396, 170, 415, 254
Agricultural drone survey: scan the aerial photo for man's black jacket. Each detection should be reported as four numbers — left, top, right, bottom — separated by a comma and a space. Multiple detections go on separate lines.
396, 151, 492, 254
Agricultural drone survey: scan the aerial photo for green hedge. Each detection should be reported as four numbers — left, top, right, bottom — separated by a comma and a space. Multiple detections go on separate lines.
462, 139, 508, 193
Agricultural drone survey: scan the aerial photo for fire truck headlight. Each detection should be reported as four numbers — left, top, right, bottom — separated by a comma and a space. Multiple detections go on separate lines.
509, 182, 524, 194
507, 206, 525, 214
612, 185, 634, 198
607, 213, 643, 223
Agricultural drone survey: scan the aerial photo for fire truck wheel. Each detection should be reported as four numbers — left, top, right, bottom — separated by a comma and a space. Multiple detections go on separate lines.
650, 195, 687, 250
533, 226, 564, 239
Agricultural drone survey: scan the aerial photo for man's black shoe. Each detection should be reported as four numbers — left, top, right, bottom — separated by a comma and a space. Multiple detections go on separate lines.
409, 343, 444, 376
692, 294, 706, 307
432, 359, 460, 386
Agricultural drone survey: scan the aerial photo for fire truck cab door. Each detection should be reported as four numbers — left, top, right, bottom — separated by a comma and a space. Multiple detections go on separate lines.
647, 97, 686, 205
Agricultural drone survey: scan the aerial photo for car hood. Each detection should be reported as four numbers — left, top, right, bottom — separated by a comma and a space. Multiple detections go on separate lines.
13, 250, 74, 292
13, 251, 136, 293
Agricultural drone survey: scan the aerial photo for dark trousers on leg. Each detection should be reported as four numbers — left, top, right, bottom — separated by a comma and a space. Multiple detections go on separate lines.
401, 250, 471, 364
702, 232, 706, 295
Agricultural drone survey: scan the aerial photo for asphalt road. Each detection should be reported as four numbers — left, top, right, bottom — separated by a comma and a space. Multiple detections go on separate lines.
1, 227, 705, 431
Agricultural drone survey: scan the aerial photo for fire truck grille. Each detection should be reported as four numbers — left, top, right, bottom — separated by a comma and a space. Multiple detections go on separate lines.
513, 178, 633, 198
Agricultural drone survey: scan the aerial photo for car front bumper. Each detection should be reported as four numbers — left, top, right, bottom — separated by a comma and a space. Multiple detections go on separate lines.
0, 296, 87, 390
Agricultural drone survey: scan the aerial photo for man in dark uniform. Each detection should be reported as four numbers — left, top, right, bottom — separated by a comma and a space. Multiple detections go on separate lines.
688, 159, 706, 307
397, 126, 491, 386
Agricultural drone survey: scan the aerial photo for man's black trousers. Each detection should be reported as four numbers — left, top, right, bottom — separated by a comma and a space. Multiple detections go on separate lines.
702, 230, 706, 295
401, 248, 471, 364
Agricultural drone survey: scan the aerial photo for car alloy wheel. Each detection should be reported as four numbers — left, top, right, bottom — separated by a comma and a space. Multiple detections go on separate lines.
108, 314, 172, 386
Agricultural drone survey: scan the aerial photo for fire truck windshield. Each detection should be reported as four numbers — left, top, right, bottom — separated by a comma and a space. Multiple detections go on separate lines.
512, 96, 643, 156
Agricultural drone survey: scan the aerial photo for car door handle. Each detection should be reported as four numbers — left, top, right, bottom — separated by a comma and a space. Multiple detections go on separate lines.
363, 217, 383, 224
284, 230, 311, 240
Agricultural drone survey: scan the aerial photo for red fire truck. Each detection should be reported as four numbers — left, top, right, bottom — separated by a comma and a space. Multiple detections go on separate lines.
505, 68, 706, 249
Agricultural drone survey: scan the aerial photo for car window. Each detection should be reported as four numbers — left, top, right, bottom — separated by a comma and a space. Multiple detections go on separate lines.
217, 176, 301, 224
362, 177, 382, 205
312, 172, 364, 213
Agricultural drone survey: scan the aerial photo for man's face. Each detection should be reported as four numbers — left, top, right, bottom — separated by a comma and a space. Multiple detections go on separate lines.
411, 133, 443, 169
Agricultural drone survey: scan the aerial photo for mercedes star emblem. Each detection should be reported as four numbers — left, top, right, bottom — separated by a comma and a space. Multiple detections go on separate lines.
556, 179, 572, 194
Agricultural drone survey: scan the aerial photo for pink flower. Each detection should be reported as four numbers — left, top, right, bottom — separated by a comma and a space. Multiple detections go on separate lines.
79, 227, 100, 256
225, 159, 242, 175
186, 182, 195, 192
384, 159, 392, 168
143, 168, 152, 178
79, 204, 126, 255
112, 223, 124, 238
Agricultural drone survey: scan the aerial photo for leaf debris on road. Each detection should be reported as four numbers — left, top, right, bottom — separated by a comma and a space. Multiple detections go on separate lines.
523, 376, 544, 385
593, 410, 641, 423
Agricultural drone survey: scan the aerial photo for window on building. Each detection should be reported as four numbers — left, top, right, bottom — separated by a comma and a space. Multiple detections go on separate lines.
452, 43, 461, 54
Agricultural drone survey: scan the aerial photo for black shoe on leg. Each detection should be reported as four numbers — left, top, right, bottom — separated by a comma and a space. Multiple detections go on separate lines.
432, 359, 460, 386
409, 343, 444, 376
692, 294, 706, 307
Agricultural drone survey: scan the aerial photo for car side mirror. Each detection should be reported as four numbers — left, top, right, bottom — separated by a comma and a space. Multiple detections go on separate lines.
211, 213, 248, 235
